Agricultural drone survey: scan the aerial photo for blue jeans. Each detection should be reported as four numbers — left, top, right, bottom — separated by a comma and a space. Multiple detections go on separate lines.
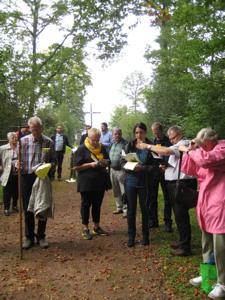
125, 184, 149, 240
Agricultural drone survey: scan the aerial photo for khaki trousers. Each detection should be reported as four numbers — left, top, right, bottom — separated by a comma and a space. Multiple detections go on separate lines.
110, 168, 126, 212
202, 230, 225, 286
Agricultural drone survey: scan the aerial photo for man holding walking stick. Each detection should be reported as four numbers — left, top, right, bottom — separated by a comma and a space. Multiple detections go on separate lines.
19, 117, 55, 249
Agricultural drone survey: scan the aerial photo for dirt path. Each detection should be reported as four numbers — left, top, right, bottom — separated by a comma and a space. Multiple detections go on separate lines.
0, 177, 178, 300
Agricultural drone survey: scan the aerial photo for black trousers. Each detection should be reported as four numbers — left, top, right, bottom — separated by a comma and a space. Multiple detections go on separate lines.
80, 190, 105, 225
149, 178, 172, 225
22, 174, 47, 241
166, 179, 197, 251
55, 151, 64, 178
125, 185, 149, 239
3, 174, 18, 210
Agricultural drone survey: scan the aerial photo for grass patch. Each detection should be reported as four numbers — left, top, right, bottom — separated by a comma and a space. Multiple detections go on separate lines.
155, 187, 205, 299
115, 186, 205, 298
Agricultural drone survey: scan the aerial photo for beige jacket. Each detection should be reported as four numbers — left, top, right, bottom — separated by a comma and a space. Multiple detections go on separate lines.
28, 176, 54, 219
0, 143, 16, 186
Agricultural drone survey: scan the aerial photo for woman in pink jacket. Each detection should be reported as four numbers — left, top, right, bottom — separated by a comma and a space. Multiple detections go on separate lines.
179, 128, 225, 300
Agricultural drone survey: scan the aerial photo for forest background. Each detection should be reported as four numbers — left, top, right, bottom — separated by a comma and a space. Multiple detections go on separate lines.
0, 0, 224, 142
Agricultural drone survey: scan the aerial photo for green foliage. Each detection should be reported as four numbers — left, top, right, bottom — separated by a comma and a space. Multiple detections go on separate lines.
144, 0, 225, 138
0, 48, 23, 138
36, 102, 81, 144
0, 0, 146, 121
110, 105, 150, 141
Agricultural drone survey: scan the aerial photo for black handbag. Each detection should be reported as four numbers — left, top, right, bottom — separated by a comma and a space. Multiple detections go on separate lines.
171, 152, 198, 210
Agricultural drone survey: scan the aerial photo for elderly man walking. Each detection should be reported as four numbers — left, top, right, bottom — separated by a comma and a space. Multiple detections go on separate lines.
20, 117, 55, 249
51, 125, 70, 180
109, 127, 127, 217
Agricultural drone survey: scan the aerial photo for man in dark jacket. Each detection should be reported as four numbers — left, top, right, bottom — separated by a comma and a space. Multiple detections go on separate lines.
51, 125, 70, 180
80, 125, 91, 145
149, 122, 173, 232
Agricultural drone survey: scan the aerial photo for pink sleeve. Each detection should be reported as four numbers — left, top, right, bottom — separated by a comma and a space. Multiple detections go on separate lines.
189, 142, 225, 169
181, 153, 198, 177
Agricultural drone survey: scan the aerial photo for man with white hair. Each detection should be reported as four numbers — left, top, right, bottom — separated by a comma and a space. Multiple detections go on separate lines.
20, 116, 55, 249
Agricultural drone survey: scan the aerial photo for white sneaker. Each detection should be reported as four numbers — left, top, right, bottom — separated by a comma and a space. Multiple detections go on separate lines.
189, 276, 202, 287
122, 211, 127, 218
208, 284, 225, 299
39, 239, 49, 249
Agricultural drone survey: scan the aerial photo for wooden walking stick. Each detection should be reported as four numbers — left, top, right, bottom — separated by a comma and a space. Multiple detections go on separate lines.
17, 127, 23, 260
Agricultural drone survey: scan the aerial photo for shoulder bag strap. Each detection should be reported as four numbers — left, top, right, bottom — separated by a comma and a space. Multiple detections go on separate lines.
177, 151, 183, 181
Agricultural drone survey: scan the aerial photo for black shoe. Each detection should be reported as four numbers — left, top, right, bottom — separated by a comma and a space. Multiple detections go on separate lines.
92, 227, 108, 236
113, 209, 123, 215
82, 229, 93, 240
141, 238, 150, 246
149, 221, 159, 229
164, 223, 173, 232
12, 206, 19, 213
127, 239, 135, 248
171, 248, 192, 256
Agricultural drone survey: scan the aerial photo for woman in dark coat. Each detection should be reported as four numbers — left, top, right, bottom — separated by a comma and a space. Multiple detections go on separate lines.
124, 122, 155, 247
74, 128, 111, 240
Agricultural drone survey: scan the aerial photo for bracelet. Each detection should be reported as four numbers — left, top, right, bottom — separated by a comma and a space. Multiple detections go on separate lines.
147, 145, 152, 150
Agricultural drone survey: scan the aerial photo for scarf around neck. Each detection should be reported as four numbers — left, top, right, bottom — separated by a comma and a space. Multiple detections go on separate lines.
84, 137, 104, 160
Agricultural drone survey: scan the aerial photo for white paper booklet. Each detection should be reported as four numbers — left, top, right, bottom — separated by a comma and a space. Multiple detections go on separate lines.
122, 152, 140, 162
123, 161, 139, 171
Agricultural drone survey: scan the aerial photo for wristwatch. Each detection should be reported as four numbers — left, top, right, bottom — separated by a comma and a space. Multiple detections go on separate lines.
147, 145, 152, 150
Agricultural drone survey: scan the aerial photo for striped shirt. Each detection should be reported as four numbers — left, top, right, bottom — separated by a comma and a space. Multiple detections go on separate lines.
20, 134, 55, 174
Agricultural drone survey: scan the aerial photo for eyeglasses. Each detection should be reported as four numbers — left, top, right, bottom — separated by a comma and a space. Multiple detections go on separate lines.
169, 133, 179, 141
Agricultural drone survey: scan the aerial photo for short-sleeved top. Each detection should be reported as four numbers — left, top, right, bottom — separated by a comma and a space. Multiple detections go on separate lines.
165, 139, 194, 181
74, 144, 110, 192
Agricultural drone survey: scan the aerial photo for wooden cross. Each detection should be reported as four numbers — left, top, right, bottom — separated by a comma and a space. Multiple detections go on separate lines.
85, 103, 101, 127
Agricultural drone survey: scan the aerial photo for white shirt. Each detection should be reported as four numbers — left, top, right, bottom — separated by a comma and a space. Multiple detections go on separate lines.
55, 133, 64, 151
165, 139, 194, 181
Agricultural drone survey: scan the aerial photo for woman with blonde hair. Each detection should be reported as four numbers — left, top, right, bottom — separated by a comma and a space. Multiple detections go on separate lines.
74, 128, 111, 240
179, 128, 225, 299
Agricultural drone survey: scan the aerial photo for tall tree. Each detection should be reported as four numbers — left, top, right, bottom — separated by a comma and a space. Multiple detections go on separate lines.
144, 0, 225, 137
0, 0, 145, 117
121, 71, 148, 112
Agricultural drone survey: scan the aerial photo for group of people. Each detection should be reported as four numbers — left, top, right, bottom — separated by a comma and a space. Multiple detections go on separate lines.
0, 118, 70, 248
74, 122, 225, 300
0, 117, 225, 299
